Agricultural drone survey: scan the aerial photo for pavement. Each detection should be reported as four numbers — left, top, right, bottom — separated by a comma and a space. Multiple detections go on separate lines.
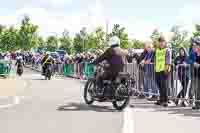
0, 67, 200, 133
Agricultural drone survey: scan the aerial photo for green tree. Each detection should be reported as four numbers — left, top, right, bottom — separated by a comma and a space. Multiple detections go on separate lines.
193, 24, 200, 37
110, 24, 129, 49
130, 39, 144, 49
0, 26, 19, 51
38, 36, 45, 48
93, 27, 105, 49
73, 27, 88, 53
170, 25, 188, 49
46, 35, 58, 52
87, 33, 96, 50
181, 40, 190, 49
86, 27, 105, 50
0, 24, 5, 34
0, 25, 6, 51
150, 29, 160, 48
59, 29, 73, 54
18, 16, 39, 51
36, 36, 46, 52
73, 33, 84, 53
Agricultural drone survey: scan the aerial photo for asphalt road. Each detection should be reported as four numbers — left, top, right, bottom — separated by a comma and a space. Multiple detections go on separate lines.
0, 68, 200, 133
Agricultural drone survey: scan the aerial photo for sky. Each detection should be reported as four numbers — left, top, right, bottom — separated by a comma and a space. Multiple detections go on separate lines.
0, 0, 200, 40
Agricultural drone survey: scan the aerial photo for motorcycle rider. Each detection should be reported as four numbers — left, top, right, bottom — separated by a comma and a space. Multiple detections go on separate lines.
15, 55, 24, 75
41, 52, 54, 75
92, 36, 129, 93
16, 55, 24, 65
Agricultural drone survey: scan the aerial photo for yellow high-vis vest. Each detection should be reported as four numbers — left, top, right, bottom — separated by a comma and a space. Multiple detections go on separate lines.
155, 48, 166, 72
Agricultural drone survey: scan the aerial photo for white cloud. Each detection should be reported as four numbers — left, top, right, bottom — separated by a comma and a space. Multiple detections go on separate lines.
42, 0, 73, 8
0, 0, 161, 41
0, 16, 18, 26
176, 3, 200, 34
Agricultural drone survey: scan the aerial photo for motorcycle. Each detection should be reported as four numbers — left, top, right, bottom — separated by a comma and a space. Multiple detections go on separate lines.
16, 62, 23, 76
44, 64, 52, 80
83, 63, 135, 110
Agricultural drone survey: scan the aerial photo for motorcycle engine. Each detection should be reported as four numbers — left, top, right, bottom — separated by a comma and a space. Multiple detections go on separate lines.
115, 84, 128, 97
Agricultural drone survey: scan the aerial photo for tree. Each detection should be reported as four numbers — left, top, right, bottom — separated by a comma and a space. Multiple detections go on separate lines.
193, 24, 200, 37
86, 27, 106, 50
73, 27, 88, 53
130, 39, 144, 49
73, 33, 84, 53
0, 24, 5, 34
110, 24, 129, 49
18, 16, 39, 51
87, 33, 96, 50
36, 36, 46, 53
0, 25, 6, 51
0, 26, 19, 52
170, 25, 188, 50
46, 35, 58, 52
93, 27, 105, 49
150, 29, 160, 48
59, 29, 73, 54
38, 36, 45, 48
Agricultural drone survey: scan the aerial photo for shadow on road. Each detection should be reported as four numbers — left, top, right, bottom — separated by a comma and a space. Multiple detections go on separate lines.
154, 108, 200, 117
130, 100, 200, 118
31, 79, 45, 80
57, 102, 120, 112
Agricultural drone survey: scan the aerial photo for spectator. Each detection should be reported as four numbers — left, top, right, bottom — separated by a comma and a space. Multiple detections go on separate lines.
141, 40, 159, 100
135, 45, 148, 98
154, 35, 171, 107
174, 47, 189, 106
191, 36, 200, 110
188, 43, 198, 101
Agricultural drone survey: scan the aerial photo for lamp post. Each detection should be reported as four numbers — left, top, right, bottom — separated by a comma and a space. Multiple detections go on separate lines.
81, 34, 87, 52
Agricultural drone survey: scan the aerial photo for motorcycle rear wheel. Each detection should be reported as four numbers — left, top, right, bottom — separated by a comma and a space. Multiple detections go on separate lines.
112, 98, 130, 110
112, 84, 130, 110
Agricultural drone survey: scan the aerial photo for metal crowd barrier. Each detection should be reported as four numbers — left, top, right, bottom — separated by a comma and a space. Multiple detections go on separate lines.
63, 63, 94, 80
27, 60, 200, 103
125, 63, 200, 104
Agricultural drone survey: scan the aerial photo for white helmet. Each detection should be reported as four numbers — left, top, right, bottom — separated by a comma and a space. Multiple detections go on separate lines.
17, 56, 22, 60
109, 36, 120, 47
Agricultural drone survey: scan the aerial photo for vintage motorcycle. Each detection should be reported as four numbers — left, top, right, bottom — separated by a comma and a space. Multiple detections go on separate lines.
44, 64, 52, 80
83, 63, 135, 110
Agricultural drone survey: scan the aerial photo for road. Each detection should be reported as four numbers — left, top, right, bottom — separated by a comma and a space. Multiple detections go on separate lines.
0, 68, 200, 133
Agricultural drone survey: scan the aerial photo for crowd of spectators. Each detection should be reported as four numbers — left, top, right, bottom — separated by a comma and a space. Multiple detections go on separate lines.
2, 35, 200, 109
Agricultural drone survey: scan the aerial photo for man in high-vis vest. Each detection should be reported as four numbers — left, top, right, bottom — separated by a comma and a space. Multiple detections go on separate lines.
41, 52, 54, 75
155, 35, 171, 107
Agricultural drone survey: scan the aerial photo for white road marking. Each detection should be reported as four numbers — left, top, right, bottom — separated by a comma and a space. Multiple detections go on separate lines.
0, 96, 21, 109
0, 80, 27, 109
122, 107, 134, 133
14, 96, 20, 104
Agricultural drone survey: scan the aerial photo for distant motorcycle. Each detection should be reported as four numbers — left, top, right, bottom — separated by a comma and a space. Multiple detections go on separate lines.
44, 64, 52, 80
83, 63, 135, 110
16, 61, 23, 76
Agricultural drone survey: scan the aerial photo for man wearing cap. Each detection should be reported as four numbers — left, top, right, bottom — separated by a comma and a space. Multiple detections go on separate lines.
154, 35, 171, 107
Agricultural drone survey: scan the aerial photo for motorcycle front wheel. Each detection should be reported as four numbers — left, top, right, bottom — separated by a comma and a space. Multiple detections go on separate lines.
83, 79, 95, 105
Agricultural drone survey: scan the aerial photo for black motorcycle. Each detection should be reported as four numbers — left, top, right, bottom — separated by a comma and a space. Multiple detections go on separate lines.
16, 61, 23, 76
83, 64, 135, 110
44, 64, 52, 80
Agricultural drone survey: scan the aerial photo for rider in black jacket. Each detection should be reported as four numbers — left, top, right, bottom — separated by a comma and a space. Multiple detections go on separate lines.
41, 52, 54, 75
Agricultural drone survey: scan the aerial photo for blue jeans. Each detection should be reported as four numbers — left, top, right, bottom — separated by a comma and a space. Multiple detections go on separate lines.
143, 64, 159, 96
